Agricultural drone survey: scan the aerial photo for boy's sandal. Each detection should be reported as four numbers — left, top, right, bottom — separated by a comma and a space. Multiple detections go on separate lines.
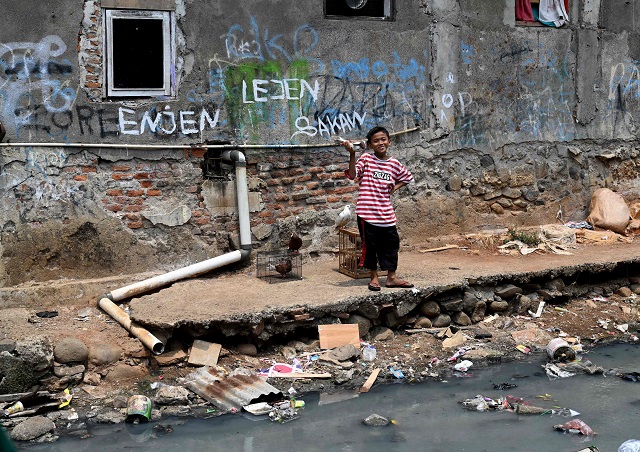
385, 281, 414, 288
368, 282, 381, 291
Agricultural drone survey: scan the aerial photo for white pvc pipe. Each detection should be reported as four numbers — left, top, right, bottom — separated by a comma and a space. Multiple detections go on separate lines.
0, 127, 421, 150
109, 250, 243, 301
98, 298, 165, 354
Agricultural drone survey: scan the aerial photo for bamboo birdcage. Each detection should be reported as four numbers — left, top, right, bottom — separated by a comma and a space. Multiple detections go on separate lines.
338, 227, 386, 279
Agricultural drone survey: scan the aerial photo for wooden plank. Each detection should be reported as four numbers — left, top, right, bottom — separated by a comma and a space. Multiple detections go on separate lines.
318, 324, 360, 349
187, 340, 221, 367
418, 244, 460, 253
360, 368, 380, 393
266, 372, 331, 379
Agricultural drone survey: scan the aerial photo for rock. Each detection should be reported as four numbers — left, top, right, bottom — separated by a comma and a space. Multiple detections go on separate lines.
616, 287, 633, 297
15, 336, 53, 372
489, 301, 509, 312
40, 374, 83, 392
370, 326, 394, 341
113, 396, 128, 408
326, 344, 359, 362
384, 311, 404, 329
54, 338, 89, 364
0, 353, 38, 393
357, 302, 380, 319
153, 385, 190, 405
545, 278, 566, 292
83, 372, 101, 385
510, 295, 533, 315
334, 369, 355, 385
490, 203, 504, 214
104, 364, 148, 382
431, 314, 451, 327
419, 301, 440, 317
462, 292, 479, 314
471, 301, 487, 323
495, 285, 523, 299
447, 175, 462, 191
153, 349, 187, 366
236, 344, 257, 356
88, 344, 122, 366
347, 314, 372, 337
631, 284, 640, 295
0, 338, 16, 353
363, 414, 390, 427
452, 312, 472, 326
9, 416, 55, 441
414, 317, 432, 328
441, 298, 463, 313
53, 363, 85, 378
287, 340, 307, 351
395, 298, 419, 317
95, 409, 126, 424
281, 346, 297, 359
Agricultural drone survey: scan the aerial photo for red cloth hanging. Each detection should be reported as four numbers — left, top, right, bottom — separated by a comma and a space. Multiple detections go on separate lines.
516, 0, 534, 22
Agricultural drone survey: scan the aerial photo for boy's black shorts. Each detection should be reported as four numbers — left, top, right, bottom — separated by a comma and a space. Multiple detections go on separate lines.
357, 216, 399, 272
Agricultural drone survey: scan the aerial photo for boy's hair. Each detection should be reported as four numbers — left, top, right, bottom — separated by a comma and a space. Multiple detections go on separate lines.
366, 126, 390, 143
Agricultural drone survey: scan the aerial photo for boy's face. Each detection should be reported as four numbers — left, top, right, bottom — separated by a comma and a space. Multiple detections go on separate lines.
368, 131, 391, 159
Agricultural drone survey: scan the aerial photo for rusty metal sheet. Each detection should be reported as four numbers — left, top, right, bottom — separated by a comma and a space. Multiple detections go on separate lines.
183, 367, 281, 411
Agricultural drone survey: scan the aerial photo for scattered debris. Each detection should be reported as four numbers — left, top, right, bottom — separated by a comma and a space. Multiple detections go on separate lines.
418, 244, 461, 253
360, 368, 381, 393
553, 418, 595, 436
187, 340, 222, 367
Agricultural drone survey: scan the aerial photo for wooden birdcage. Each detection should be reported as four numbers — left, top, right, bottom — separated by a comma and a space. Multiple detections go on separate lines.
256, 250, 302, 283
338, 227, 386, 279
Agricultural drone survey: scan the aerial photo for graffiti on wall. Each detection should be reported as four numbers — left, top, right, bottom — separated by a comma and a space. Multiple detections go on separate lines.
447, 40, 575, 149
606, 59, 640, 133
0, 35, 76, 138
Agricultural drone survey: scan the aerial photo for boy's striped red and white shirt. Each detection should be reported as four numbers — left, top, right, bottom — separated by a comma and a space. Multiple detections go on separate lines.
350, 152, 414, 226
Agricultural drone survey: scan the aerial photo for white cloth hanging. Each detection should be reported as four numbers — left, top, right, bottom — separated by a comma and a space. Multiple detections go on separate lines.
538, 0, 569, 27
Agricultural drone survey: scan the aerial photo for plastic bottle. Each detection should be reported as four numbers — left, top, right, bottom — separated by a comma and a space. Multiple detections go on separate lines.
362, 345, 377, 361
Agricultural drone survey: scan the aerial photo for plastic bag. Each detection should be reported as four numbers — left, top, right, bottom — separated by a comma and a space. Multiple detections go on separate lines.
586, 188, 630, 234
619, 439, 640, 452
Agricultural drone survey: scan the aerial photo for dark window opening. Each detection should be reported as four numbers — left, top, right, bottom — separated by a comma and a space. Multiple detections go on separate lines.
325, 0, 394, 20
112, 18, 164, 89
202, 148, 224, 180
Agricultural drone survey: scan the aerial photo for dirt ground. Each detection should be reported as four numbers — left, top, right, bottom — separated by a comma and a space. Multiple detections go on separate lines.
1, 228, 639, 406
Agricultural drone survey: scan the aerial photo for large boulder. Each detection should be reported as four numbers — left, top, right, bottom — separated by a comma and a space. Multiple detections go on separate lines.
15, 336, 53, 372
88, 344, 122, 366
10, 416, 55, 441
54, 338, 89, 364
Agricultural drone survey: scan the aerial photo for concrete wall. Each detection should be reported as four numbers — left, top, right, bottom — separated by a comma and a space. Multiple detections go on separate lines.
1, 0, 640, 287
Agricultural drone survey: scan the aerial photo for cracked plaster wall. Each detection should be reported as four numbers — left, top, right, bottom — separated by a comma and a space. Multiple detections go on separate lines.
2, 0, 640, 285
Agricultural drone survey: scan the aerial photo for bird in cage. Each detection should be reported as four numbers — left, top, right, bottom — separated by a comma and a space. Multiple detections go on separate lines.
334, 204, 353, 231
274, 258, 293, 278
288, 232, 302, 254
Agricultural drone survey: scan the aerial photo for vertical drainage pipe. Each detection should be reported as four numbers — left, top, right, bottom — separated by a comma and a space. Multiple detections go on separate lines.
99, 150, 252, 354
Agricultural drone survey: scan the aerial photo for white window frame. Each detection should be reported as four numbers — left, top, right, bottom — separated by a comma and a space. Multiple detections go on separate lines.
104, 9, 175, 97
324, 0, 394, 21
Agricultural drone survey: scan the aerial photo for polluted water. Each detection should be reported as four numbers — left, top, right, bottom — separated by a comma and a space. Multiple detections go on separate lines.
21, 343, 640, 452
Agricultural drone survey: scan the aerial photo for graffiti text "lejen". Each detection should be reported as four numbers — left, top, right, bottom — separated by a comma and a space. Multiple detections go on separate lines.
242, 78, 319, 103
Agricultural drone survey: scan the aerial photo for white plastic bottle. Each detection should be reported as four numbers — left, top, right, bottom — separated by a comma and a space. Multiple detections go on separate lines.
362, 345, 377, 361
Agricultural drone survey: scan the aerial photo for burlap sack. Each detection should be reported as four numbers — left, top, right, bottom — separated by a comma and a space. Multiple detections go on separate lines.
585, 188, 630, 234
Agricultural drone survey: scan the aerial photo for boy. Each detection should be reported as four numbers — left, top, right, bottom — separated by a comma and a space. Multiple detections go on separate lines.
342, 126, 414, 291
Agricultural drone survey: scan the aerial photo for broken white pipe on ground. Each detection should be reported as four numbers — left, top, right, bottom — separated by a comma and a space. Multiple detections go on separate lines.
99, 150, 253, 354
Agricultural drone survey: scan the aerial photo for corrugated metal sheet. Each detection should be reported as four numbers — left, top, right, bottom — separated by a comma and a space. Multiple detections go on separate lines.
184, 367, 282, 411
